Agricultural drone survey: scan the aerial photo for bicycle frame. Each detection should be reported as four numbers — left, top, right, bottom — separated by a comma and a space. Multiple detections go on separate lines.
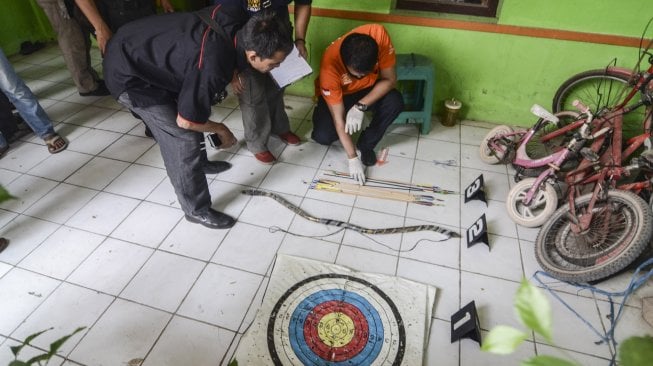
564, 102, 653, 233
515, 130, 581, 206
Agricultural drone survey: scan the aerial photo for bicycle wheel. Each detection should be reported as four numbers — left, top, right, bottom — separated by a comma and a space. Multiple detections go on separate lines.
552, 69, 644, 137
479, 125, 514, 164
506, 178, 558, 228
535, 190, 653, 283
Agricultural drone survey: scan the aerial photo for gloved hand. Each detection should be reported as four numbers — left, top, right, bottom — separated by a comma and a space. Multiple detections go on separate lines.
348, 156, 366, 185
345, 106, 364, 135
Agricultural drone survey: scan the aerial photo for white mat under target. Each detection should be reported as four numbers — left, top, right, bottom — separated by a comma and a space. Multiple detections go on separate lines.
232, 254, 436, 365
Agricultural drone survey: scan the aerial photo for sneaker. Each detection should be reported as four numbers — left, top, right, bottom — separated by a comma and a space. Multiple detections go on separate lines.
278, 131, 301, 145
79, 80, 110, 97
254, 151, 276, 165
359, 148, 377, 166
185, 208, 235, 229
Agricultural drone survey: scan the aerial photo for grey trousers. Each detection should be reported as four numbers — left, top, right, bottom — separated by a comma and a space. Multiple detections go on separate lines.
118, 93, 212, 216
238, 67, 290, 153
36, 0, 99, 93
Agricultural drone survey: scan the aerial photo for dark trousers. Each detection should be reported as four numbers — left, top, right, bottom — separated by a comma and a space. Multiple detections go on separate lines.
311, 88, 404, 151
117, 93, 211, 216
0, 93, 16, 139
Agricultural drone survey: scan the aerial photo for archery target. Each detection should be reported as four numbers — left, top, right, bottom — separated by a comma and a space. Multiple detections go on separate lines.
267, 274, 406, 365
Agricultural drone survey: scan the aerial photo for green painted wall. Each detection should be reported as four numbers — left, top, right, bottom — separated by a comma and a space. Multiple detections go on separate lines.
2, 0, 649, 126
0, 0, 55, 55
291, 0, 651, 126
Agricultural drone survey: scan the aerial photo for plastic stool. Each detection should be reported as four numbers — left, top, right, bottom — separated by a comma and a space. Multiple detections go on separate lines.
393, 53, 434, 134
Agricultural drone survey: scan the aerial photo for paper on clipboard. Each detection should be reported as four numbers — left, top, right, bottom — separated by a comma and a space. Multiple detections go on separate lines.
269, 45, 312, 88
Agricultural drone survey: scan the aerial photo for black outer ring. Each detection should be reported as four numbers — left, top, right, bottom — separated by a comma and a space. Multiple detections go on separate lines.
267, 273, 406, 365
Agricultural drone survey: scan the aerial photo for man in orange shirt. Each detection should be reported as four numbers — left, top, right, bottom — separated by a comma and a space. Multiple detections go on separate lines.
312, 24, 403, 185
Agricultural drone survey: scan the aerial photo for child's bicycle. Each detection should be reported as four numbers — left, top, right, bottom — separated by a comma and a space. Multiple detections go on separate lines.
479, 107, 584, 227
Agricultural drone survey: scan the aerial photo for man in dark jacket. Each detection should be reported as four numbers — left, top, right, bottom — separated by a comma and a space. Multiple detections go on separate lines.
103, 6, 293, 229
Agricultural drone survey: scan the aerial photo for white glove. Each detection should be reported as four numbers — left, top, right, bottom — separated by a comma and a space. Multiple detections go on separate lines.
348, 156, 366, 185
345, 106, 364, 134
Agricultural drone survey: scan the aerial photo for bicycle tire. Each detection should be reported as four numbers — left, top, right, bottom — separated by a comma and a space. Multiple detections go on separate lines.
506, 178, 558, 228
534, 190, 652, 283
479, 125, 515, 164
552, 69, 644, 138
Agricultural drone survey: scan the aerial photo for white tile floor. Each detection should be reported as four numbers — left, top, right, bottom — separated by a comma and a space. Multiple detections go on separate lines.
0, 44, 652, 366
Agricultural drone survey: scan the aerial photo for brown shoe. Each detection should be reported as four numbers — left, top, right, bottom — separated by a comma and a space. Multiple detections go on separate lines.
0, 237, 8, 253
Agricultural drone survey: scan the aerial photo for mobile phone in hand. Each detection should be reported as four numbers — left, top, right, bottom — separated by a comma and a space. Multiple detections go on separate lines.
207, 133, 222, 148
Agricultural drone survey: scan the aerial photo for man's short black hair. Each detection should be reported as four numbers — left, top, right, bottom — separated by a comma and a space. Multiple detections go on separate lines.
340, 33, 379, 74
239, 11, 293, 59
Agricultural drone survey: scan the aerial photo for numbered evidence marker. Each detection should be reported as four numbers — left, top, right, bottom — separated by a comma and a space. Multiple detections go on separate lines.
450, 300, 482, 346
466, 214, 489, 249
464, 174, 487, 205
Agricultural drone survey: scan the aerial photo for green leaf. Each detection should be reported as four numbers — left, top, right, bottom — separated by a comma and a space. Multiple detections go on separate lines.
481, 325, 528, 355
25, 353, 52, 365
47, 326, 86, 357
0, 185, 16, 204
228, 359, 238, 366
515, 279, 552, 342
522, 355, 579, 366
619, 335, 653, 366
10, 328, 53, 357
8, 361, 30, 366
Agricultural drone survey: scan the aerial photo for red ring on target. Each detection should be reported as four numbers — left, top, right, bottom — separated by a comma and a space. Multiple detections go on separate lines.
303, 300, 369, 362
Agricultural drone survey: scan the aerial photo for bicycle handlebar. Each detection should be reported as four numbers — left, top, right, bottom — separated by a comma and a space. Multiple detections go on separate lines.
572, 99, 595, 139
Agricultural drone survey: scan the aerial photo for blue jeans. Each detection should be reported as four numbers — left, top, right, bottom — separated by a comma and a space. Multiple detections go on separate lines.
0, 48, 55, 142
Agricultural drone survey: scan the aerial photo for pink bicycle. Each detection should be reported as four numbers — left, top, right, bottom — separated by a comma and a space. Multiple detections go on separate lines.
479, 106, 583, 227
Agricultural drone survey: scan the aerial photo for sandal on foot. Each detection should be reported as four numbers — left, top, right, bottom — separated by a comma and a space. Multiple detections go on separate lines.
44, 134, 68, 154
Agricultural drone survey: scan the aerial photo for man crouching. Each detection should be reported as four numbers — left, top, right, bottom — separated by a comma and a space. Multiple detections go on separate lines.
103, 6, 293, 229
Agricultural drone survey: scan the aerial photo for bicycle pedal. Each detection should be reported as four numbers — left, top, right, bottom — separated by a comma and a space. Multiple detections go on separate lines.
580, 147, 599, 162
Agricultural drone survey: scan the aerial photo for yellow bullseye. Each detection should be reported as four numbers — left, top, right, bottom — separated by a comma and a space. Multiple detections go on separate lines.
317, 312, 356, 347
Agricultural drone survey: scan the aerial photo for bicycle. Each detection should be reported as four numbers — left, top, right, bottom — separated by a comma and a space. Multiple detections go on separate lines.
479, 106, 584, 227
534, 96, 653, 282
498, 38, 653, 228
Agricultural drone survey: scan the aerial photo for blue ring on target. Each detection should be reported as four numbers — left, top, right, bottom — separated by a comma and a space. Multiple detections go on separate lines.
267, 274, 405, 366
288, 289, 384, 365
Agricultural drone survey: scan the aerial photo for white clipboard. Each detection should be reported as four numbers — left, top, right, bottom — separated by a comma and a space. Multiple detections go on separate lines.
269, 45, 312, 88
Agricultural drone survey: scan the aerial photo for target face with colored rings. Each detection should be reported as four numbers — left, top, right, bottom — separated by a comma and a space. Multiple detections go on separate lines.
267, 274, 406, 365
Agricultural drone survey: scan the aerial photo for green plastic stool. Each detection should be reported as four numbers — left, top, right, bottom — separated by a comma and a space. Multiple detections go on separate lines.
393, 54, 434, 134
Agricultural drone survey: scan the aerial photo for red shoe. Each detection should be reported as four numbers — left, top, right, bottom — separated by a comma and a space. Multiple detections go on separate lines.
278, 131, 301, 145
254, 151, 276, 164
